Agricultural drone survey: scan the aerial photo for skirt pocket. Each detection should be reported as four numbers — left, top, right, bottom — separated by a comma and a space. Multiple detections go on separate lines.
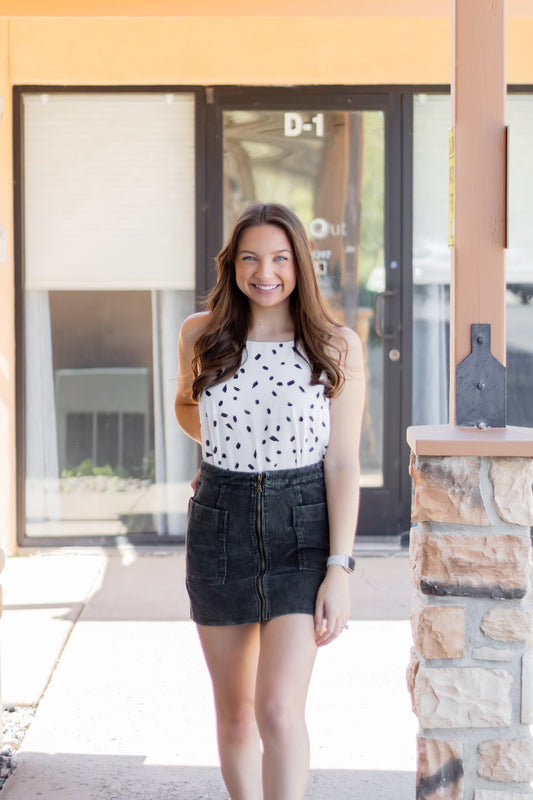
293, 501, 329, 573
186, 497, 229, 584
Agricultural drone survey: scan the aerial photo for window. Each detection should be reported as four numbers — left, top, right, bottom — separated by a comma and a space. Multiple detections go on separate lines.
21, 91, 198, 540
412, 92, 533, 428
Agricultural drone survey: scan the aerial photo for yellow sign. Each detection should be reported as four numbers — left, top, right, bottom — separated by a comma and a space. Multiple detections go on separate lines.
448, 127, 455, 248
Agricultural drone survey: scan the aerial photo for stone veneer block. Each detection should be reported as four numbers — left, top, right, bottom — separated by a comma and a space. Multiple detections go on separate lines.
522, 648, 533, 724
472, 646, 515, 662
490, 458, 533, 526
414, 667, 512, 728
406, 647, 420, 713
475, 792, 533, 800
481, 608, 533, 642
477, 738, 533, 782
417, 736, 464, 800
410, 455, 490, 525
410, 527, 531, 599
411, 599, 465, 659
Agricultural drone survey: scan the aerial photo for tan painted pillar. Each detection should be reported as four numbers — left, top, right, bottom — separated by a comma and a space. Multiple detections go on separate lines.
449, 0, 507, 425
0, 20, 17, 556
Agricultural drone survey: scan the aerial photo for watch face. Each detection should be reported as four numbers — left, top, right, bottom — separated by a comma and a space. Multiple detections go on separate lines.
347, 556, 355, 572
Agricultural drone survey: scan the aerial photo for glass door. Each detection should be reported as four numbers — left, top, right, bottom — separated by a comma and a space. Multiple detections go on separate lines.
209, 89, 407, 537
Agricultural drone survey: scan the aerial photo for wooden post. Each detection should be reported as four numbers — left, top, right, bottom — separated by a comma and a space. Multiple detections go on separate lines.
449, 0, 507, 426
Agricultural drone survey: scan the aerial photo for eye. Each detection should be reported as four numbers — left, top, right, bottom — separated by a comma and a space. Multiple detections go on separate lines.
274, 255, 288, 262
241, 255, 256, 262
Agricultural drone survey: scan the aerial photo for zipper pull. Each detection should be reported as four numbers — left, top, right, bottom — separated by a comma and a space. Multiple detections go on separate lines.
257, 474, 263, 493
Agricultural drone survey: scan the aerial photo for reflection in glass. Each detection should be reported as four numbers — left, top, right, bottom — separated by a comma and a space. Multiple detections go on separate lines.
25, 290, 196, 539
223, 109, 385, 486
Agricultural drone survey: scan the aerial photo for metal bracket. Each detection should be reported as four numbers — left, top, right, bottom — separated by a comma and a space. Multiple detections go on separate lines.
455, 324, 506, 428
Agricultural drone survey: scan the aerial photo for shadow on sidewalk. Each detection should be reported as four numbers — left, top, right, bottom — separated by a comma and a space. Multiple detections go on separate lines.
2, 752, 415, 799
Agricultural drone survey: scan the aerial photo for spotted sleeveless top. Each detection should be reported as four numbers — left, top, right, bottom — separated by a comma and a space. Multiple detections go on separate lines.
198, 340, 330, 472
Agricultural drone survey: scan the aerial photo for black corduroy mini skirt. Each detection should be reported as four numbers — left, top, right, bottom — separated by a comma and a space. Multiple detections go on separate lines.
185, 460, 329, 626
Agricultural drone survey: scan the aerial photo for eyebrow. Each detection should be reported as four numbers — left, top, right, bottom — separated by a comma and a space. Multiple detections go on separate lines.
238, 248, 291, 255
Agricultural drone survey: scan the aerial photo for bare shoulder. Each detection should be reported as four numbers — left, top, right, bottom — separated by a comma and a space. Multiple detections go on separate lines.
179, 311, 211, 347
332, 325, 363, 367
177, 312, 210, 394
336, 325, 362, 350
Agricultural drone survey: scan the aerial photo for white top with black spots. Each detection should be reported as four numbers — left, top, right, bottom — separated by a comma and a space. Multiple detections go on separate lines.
199, 340, 331, 472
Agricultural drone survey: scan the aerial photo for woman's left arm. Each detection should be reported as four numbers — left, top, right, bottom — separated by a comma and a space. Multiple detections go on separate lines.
315, 327, 366, 647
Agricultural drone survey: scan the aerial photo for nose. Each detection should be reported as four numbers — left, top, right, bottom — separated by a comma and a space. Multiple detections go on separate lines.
254, 258, 275, 278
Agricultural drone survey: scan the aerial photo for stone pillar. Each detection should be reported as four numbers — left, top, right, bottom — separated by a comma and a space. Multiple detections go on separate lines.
407, 454, 533, 800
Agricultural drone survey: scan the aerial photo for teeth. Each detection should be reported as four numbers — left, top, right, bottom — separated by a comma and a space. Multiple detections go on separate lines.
255, 284, 279, 290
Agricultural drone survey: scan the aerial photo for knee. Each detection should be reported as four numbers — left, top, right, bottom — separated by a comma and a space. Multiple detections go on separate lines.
217, 699, 257, 745
255, 697, 301, 745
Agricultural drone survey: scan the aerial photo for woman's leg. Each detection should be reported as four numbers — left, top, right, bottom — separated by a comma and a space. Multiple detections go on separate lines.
197, 623, 262, 800
255, 614, 318, 800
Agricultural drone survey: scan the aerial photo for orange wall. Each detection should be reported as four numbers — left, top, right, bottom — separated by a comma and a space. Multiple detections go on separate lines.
5, 16, 533, 87
0, 0, 473, 17
1, 0, 533, 17
0, 20, 16, 555
7, 17, 452, 86
507, 21, 533, 81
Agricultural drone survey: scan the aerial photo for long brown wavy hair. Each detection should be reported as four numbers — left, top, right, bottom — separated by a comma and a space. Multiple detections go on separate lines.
191, 202, 346, 400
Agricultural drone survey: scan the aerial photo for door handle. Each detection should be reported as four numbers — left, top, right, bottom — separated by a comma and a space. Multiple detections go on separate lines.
374, 290, 398, 340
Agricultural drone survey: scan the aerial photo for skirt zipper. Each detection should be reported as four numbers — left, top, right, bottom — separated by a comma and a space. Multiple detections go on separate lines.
256, 473, 267, 621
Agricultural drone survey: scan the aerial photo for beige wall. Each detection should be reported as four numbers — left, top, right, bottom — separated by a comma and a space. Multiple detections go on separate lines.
1, 6, 532, 551
7, 16, 533, 85
0, 20, 16, 556
7, 17, 452, 85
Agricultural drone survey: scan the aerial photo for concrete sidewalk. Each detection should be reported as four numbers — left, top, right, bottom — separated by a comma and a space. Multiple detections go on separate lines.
0, 547, 417, 799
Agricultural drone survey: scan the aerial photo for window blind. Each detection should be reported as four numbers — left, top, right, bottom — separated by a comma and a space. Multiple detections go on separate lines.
24, 92, 195, 290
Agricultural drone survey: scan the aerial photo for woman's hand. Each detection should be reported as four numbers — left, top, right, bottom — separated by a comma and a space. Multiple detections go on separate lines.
191, 468, 201, 494
314, 567, 351, 647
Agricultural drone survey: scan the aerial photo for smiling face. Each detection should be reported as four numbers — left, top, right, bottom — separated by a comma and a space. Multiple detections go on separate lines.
234, 224, 297, 314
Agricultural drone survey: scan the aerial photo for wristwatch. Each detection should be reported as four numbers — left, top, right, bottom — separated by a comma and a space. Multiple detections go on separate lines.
326, 554, 356, 574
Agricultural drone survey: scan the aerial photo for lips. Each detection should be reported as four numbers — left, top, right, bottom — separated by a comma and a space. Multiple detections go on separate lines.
252, 283, 281, 292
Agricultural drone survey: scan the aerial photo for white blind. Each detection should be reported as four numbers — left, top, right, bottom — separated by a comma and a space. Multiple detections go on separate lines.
412, 94, 451, 286
507, 95, 533, 284
24, 92, 195, 290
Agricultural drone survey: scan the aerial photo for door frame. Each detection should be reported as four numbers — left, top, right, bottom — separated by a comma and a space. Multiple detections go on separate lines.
206, 86, 413, 540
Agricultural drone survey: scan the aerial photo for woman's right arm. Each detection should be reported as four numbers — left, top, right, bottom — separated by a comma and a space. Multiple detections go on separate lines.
174, 312, 209, 444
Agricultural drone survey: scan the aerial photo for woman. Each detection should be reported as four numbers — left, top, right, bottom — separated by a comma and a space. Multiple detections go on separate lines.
175, 202, 365, 800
